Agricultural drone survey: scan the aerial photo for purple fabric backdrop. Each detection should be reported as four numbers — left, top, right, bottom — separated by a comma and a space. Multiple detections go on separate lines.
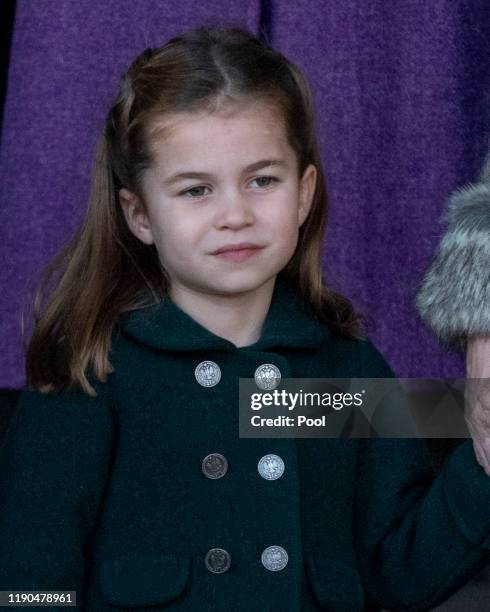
270, 1, 489, 380
1, 0, 489, 388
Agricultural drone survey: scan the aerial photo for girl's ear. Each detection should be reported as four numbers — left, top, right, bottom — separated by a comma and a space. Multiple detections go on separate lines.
119, 188, 155, 245
298, 164, 317, 227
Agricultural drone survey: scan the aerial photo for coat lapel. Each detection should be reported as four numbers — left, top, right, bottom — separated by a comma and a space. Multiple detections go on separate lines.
118, 274, 330, 352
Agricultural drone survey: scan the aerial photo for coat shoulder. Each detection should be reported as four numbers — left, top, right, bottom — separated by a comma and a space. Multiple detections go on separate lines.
324, 331, 395, 379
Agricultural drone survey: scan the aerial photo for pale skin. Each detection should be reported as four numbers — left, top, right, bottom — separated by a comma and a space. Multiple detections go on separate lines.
119, 99, 316, 348
465, 335, 490, 475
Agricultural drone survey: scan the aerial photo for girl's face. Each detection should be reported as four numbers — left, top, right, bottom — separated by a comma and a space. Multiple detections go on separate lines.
119, 100, 317, 299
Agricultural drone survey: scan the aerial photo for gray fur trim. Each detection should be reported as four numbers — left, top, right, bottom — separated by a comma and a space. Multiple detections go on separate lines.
415, 182, 490, 348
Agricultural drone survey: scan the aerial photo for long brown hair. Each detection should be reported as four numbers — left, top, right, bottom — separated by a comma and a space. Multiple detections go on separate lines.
23, 25, 367, 397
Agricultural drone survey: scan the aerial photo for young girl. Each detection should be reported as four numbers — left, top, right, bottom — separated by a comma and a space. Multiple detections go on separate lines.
1, 25, 490, 612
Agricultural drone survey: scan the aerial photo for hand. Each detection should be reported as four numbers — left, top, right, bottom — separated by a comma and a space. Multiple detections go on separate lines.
464, 335, 490, 475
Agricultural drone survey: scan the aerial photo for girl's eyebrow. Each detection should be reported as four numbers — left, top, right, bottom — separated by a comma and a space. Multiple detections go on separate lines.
162, 158, 288, 185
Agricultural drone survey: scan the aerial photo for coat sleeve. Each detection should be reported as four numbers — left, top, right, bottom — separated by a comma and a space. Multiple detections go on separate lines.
354, 339, 490, 612
0, 378, 116, 604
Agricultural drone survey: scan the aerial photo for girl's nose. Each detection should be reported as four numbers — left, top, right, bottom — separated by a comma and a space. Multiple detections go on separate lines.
214, 190, 255, 229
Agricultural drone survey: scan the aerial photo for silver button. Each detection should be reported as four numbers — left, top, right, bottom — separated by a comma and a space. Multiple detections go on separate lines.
258, 454, 284, 480
204, 548, 231, 573
202, 453, 228, 479
195, 361, 221, 387
261, 545, 288, 571
254, 363, 281, 390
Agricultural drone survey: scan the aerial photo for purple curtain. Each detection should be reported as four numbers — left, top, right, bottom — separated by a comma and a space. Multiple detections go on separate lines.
1, 0, 489, 388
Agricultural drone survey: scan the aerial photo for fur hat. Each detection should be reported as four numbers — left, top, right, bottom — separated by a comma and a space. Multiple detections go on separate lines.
415, 146, 490, 349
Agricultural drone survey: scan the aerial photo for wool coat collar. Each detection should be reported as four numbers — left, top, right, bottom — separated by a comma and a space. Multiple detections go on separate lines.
118, 274, 330, 353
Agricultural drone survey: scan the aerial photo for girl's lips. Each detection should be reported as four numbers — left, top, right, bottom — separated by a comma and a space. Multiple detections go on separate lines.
213, 247, 264, 262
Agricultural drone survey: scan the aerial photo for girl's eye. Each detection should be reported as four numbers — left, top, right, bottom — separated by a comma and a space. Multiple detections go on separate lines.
179, 176, 279, 199
181, 185, 210, 198
250, 175, 279, 189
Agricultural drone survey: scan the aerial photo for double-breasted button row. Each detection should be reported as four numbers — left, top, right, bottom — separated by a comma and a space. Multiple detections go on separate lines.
202, 453, 285, 480
194, 361, 282, 390
204, 545, 288, 573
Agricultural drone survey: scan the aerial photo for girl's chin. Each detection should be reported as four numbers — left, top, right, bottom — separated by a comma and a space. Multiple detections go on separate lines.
199, 276, 274, 297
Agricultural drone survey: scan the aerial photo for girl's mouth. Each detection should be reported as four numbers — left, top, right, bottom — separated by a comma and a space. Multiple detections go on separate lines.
213, 247, 264, 262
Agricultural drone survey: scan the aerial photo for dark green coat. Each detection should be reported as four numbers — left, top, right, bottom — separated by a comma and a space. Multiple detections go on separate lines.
1, 275, 490, 611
